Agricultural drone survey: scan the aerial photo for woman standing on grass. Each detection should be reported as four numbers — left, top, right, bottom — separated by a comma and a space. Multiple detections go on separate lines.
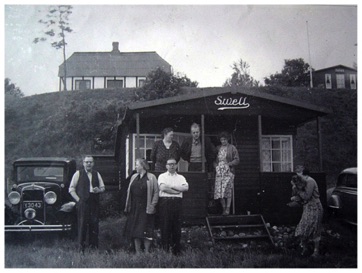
124, 158, 159, 253
291, 169, 323, 257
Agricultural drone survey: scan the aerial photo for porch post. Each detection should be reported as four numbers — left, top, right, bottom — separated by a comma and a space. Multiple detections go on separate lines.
201, 114, 205, 172
258, 115, 263, 171
317, 116, 323, 171
136, 113, 141, 159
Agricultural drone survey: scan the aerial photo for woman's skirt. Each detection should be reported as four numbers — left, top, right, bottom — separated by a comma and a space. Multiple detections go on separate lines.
295, 199, 323, 241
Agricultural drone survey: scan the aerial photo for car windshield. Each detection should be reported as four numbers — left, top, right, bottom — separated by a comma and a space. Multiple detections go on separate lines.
17, 166, 64, 183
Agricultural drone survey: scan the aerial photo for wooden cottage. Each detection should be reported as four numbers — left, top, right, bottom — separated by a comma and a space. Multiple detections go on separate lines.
313, 65, 357, 90
114, 87, 331, 225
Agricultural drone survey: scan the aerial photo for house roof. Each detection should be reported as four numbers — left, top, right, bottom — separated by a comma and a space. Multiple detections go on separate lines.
314, 64, 357, 73
58, 51, 172, 77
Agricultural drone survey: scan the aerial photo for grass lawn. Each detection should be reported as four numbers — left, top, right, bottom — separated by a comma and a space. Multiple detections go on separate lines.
4, 216, 357, 268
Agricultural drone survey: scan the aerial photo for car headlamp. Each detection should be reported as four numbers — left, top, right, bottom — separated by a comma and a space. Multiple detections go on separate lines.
8, 191, 21, 205
44, 191, 57, 205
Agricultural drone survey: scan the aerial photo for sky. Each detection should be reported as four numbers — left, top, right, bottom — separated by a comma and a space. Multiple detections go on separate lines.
3, 2, 358, 96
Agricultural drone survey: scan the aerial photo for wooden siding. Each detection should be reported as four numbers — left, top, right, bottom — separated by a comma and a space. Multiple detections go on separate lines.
232, 122, 261, 215
92, 155, 120, 191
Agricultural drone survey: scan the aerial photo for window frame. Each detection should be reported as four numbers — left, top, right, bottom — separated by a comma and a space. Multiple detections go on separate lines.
107, 79, 124, 89
261, 135, 293, 172
129, 132, 217, 172
75, 79, 91, 90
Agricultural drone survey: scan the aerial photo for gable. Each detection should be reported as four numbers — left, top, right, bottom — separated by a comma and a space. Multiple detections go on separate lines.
128, 87, 331, 127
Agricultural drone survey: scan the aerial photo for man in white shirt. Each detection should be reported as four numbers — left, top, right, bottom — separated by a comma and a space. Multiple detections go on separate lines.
69, 155, 105, 251
158, 158, 189, 255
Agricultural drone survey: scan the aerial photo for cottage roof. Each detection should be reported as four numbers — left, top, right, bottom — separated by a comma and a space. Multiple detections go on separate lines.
314, 64, 357, 73
126, 86, 332, 127
58, 51, 172, 77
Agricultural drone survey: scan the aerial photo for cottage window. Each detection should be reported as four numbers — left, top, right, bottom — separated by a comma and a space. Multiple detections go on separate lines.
138, 79, 145, 87
325, 74, 332, 89
75, 80, 91, 90
261, 135, 293, 172
107, 80, 124, 89
130, 133, 190, 172
350, 74, 356, 89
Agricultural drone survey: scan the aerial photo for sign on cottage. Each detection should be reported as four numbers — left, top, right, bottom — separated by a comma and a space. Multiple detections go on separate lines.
214, 95, 250, 110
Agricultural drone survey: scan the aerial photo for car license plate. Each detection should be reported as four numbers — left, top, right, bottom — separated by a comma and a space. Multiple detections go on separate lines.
23, 201, 43, 209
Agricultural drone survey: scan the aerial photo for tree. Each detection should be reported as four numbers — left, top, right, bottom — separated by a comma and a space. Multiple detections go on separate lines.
33, 5, 73, 91
264, 58, 311, 87
5, 78, 24, 98
135, 68, 198, 101
223, 59, 259, 88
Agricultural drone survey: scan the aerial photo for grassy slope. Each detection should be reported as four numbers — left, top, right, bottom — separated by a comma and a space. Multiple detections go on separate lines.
5, 87, 357, 188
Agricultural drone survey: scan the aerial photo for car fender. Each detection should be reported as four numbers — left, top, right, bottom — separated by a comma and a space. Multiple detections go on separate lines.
328, 194, 341, 209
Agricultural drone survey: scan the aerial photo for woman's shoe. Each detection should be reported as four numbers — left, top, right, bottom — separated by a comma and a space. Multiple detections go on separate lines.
224, 207, 230, 215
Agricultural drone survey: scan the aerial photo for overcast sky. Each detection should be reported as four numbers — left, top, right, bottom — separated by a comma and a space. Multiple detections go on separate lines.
4, 3, 357, 96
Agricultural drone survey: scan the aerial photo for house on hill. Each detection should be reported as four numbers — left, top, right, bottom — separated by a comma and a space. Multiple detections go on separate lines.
58, 42, 172, 91
313, 64, 357, 90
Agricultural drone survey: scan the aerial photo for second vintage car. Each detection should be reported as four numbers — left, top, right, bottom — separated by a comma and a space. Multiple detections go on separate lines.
327, 167, 357, 225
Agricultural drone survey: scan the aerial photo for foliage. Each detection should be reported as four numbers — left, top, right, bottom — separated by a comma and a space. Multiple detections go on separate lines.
4, 89, 134, 178
223, 59, 259, 87
5, 78, 24, 98
134, 68, 198, 101
33, 5, 73, 90
264, 58, 311, 87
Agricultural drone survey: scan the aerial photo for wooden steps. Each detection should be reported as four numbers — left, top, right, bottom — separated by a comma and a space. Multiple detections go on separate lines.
205, 214, 274, 245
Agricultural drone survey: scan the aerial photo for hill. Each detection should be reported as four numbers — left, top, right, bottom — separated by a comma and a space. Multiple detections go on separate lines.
4, 87, 357, 187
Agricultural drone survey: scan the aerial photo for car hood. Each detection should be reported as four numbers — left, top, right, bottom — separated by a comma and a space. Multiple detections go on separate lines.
16, 182, 62, 191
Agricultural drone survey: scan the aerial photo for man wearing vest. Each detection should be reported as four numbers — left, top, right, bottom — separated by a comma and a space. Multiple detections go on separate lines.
69, 155, 105, 251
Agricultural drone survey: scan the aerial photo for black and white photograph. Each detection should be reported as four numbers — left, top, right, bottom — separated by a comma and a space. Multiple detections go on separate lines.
3, 1, 358, 269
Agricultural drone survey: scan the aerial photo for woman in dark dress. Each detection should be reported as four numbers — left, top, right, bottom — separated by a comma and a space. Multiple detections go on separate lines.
150, 127, 181, 172
124, 158, 159, 253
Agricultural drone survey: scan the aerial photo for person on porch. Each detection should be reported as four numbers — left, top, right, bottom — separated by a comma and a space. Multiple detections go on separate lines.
180, 123, 216, 172
213, 131, 240, 216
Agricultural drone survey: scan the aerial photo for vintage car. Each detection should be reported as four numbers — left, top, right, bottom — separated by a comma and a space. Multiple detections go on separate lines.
5, 157, 78, 233
327, 167, 357, 225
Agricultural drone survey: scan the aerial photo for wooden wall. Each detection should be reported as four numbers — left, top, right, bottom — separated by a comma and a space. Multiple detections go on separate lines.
93, 155, 120, 191
260, 172, 326, 225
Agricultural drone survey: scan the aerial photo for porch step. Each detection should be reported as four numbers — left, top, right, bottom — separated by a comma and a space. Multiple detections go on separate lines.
205, 214, 274, 245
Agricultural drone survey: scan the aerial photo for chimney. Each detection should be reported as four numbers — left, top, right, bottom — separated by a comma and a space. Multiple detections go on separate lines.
111, 42, 120, 53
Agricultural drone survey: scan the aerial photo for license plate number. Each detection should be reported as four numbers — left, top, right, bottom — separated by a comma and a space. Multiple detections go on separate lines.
23, 201, 43, 209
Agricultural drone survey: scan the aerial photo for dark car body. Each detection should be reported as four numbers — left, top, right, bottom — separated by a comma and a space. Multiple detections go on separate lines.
327, 167, 357, 225
5, 157, 77, 232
